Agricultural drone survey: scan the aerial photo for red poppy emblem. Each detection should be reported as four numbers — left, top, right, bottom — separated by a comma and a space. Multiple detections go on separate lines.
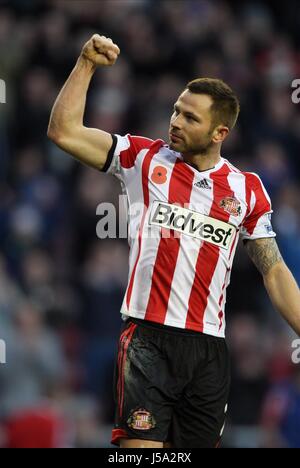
151, 166, 168, 184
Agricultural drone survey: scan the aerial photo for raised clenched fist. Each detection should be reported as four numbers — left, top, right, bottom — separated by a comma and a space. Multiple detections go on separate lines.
81, 34, 120, 67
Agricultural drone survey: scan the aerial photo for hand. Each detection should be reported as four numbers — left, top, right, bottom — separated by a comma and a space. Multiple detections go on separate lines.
80, 34, 120, 67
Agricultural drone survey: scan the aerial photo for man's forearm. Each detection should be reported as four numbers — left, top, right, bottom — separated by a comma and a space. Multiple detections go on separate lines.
48, 57, 96, 140
47, 35, 119, 168
264, 262, 300, 336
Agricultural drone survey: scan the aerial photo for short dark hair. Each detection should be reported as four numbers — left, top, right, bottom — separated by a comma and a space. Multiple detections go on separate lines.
186, 78, 240, 130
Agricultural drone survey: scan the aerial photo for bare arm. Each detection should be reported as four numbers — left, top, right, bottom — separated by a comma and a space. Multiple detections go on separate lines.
47, 34, 120, 170
245, 237, 300, 336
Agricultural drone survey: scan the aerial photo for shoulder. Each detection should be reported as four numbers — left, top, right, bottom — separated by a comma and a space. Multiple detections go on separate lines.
242, 171, 264, 187
222, 158, 242, 174
114, 134, 165, 169
117, 134, 167, 157
224, 158, 267, 192
116, 134, 155, 151
242, 172, 271, 203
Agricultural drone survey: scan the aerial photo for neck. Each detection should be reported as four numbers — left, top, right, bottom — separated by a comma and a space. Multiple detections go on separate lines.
182, 148, 222, 172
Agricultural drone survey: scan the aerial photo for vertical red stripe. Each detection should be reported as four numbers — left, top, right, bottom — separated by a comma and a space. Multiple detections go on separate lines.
126, 140, 164, 310
185, 164, 232, 331
144, 161, 195, 323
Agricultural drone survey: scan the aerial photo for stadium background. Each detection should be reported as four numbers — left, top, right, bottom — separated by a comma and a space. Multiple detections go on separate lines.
0, 0, 300, 448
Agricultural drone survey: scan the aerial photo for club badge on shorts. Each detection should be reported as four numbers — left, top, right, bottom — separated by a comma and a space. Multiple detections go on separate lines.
127, 408, 156, 431
220, 196, 242, 217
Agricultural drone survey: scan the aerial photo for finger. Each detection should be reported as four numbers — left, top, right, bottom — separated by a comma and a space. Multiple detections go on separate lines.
93, 41, 110, 54
103, 41, 120, 55
107, 50, 118, 61
112, 44, 120, 54
91, 33, 102, 44
93, 35, 110, 46
92, 35, 108, 49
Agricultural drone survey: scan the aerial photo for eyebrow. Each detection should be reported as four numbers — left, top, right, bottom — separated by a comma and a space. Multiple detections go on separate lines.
173, 103, 201, 121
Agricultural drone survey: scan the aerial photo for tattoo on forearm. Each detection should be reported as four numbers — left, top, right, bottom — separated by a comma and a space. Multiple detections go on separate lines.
245, 238, 283, 276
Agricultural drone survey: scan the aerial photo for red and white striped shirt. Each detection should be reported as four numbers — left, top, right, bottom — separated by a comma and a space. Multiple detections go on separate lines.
103, 134, 276, 337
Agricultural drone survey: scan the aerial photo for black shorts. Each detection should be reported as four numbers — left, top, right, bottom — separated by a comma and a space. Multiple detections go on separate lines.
111, 318, 230, 448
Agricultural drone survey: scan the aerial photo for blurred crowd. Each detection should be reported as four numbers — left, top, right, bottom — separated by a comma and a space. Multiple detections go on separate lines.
0, 0, 300, 448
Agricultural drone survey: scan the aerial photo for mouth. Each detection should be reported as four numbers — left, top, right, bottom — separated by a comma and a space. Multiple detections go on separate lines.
170, 132, 183, 143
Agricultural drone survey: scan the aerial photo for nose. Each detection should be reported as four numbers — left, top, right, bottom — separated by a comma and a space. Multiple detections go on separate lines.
171, 113, 183, 130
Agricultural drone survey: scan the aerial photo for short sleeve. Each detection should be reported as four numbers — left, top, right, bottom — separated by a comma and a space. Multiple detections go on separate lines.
241, 173, 276, 241
101, 133, 154, 178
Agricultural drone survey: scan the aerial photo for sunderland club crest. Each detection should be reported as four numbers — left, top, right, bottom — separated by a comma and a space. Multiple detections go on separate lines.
220, 197, 242, 217
127, 408, 156, 431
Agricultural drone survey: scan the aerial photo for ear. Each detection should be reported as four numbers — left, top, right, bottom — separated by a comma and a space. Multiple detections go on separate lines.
212, 125, 229, 143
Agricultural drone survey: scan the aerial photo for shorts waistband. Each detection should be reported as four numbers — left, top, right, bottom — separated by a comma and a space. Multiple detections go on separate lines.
127, 317, 220, 338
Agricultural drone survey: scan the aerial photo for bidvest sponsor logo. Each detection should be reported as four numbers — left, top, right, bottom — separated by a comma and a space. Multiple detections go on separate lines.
150, 201, 236, 250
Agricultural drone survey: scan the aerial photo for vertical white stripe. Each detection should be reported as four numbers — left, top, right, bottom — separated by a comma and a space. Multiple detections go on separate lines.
226, 171, 247, 224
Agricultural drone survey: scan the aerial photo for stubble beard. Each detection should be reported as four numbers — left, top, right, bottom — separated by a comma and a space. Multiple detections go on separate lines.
169, 128, 214, 156
169, 137, 212, 154
183, 135, 214, 158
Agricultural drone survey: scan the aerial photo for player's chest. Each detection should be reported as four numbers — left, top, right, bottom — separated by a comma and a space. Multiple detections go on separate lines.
147, 160, 247, 228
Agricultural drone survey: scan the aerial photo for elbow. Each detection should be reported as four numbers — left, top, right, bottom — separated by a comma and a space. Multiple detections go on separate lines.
47, 122, 57, 141
47, 123, 75, 155
47, 113, 68, 144
47, 122, 70, 148
47, 124, 60, 144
